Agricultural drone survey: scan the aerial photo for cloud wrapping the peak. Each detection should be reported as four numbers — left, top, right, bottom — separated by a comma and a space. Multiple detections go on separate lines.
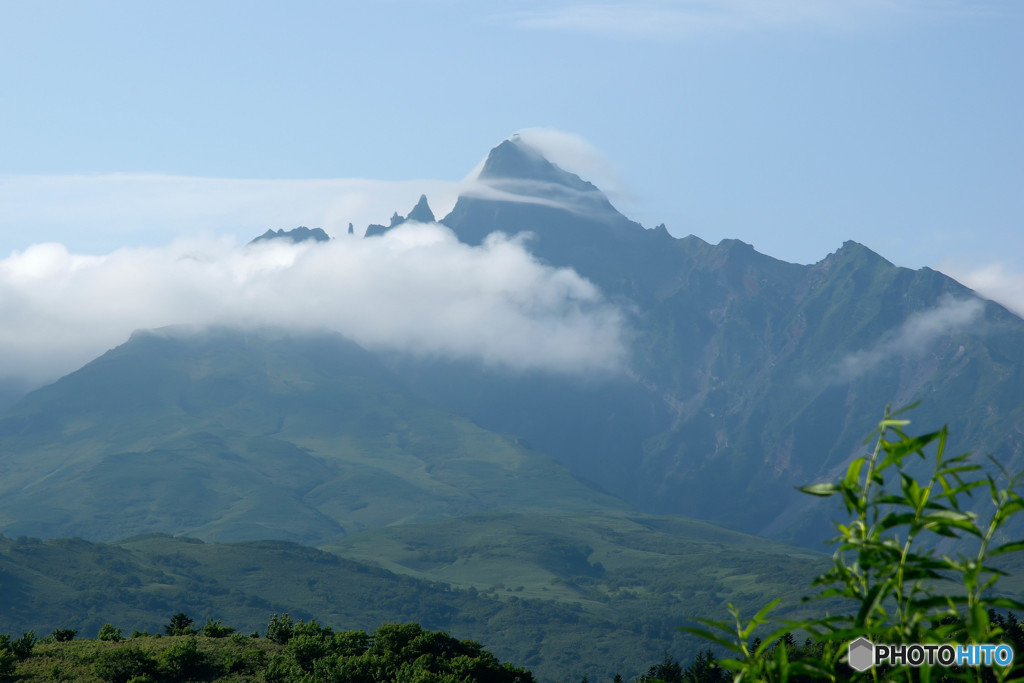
0, 224, 629, 385
455, 128, 630, 220
513, 128, 627, 196
835, 295, 985, 381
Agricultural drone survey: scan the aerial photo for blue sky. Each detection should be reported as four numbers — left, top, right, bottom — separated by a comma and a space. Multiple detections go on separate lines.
0, 1, 1022, 380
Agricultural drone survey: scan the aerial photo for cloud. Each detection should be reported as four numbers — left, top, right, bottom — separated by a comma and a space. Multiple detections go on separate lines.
513, 128, 628, 197
0, 224, 629, 385
504, 0, 997, 39
941, 262, 1024, 319
836, 295, 985, 380
0, 127, 628, 256
0, 144, 619, 257
457, 177, 624, 223
455, 129, 630, 221
0, 173, 464, 254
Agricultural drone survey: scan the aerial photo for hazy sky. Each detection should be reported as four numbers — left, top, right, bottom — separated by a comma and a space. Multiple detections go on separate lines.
0, 0, 1021, 380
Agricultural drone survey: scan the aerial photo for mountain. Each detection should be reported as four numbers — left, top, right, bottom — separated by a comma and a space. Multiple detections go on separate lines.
250, 226, 330, 244
405, 194, 436, 223
0, 135, 1017, 548
0, 327, 626, 544
414, 136, 1024, 544
364, 195, 436, 237
0, 322, 833, 680
443, 138, 679, 305
0, 134, 1021, 678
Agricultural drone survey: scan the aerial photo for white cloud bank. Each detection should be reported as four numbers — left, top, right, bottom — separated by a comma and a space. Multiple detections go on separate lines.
836, 295, 984, 380
0, 224, 629, 385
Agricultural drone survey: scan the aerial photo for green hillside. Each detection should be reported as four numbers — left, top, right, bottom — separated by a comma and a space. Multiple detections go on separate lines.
0, 327, 625, 544
328, 512, 823, 614
0, 531, 826, 681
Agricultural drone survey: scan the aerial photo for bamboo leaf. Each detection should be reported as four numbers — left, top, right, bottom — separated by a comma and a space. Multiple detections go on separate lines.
799, 483, 841, 497
679, 627, 744, 654
984, 597, 1024, 611
990, 540, 1024, 557
880, 431, 942, 469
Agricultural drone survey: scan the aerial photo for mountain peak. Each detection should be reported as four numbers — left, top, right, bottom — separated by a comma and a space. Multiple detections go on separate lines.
250, 226, 330, 245
441, 136, 644, 253
819, 240, 894, 269
478, 138, 597, 193
406, 194, 435, 223
365, 195, 437, 237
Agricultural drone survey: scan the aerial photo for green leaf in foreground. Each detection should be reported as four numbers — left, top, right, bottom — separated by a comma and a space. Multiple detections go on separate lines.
688, 405, 1024, 681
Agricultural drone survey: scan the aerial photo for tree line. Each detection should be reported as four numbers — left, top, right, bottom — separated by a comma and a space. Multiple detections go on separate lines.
0, 613, 535, 682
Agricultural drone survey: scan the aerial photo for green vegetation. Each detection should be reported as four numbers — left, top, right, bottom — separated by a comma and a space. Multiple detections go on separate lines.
165, 613, 196, 637
0, 508, 835, 682
97, 624, 122, 642
0, 329, 627, 546
51, 628, 77, 642
0, 619, 532, 682
687, 406, 1024, 681
328, 512, 824, 608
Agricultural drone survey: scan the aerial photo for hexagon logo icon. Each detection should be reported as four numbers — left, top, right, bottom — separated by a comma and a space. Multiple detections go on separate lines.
848, 637, 874, 672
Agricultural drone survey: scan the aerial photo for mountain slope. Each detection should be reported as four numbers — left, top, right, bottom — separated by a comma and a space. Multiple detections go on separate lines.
0, 327, 627, 544
634, 241, 1024, 540
423, 137, 1024, 544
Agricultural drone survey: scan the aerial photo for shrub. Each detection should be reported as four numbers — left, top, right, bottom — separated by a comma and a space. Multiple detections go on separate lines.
164, 612, 196, 637
51, 628, 77, 642
200, 618, 235, 638
286, 633, 331, 673
97, 624, 123, 642
159, 636, 210, 681
334, 630, 371, 657
225, 648, 267, 675
10, 631, 35, 659
93, 646, 158, 683
0, 649, 14, 679
262, 653, 302, 683
292, 618, 333, 639
687, 405, 1024, 681
266, 613, 294, 645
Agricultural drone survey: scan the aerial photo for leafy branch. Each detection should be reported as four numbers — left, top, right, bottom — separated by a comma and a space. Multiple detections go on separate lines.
685, 404, 1024, 682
